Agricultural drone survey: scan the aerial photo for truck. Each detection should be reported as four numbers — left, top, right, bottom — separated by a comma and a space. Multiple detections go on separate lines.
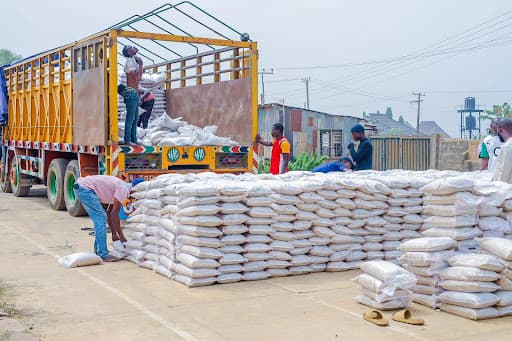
0, 2, 259, 216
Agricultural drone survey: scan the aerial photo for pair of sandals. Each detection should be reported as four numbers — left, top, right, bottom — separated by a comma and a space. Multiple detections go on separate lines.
363, 309, 424, 327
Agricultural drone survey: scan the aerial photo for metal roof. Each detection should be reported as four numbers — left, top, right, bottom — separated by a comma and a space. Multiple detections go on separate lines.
260, 103, 366, 121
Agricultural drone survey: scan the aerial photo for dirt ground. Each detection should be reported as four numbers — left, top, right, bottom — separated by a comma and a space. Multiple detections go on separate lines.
1, 187, 512, 341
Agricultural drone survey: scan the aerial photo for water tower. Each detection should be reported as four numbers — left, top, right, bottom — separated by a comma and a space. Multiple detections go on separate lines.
457, 97, 484, 139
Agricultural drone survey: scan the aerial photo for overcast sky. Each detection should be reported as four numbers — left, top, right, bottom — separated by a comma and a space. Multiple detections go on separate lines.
3, 0, 512, 136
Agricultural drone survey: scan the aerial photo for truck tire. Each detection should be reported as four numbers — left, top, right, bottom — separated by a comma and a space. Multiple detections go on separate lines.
47, 158, 68, 210
10, 159, 31, 197
1, 162, 12, 193
64, 160, 87, 217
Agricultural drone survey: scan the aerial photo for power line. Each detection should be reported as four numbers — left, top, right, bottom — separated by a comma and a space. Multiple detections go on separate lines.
303, 39, 512, 103
265, 78, 299, 83
426, 89, 512, 94
274, 9, 512, 71
312, 13, 512, 90
333, 34, 512, 88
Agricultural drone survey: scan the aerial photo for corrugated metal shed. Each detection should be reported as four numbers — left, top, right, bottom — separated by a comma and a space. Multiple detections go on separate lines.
258, 104, 365, 158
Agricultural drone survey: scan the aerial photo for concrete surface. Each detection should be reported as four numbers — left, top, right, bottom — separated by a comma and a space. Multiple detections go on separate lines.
1, 187, 511, 341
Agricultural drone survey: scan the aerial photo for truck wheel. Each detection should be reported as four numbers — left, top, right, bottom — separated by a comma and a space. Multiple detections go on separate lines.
64, 160, 87, 217
10, 160, 30, 197
47, 158, 68, 210
1, 161, 12, 193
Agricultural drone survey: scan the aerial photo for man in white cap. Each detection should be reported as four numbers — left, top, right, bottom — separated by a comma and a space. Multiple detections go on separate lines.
73, 175, 132, 262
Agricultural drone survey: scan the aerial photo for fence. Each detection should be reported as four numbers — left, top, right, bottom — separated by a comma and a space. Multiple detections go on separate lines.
371, 135, 436, 171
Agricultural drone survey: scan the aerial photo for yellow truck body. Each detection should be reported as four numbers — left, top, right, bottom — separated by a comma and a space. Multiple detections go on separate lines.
0, 9, 258, 216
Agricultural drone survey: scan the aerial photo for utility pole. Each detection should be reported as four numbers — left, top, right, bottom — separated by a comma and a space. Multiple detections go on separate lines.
259, 68, 274, 104
411, 92, 426, 135
301, 77, 311, 109
278, 97, 286, 132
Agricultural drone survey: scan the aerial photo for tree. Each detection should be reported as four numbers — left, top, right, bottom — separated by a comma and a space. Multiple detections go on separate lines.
385, 106, 393, 119
398, 115, 405, 124
483, 102, 511, 120
362, 111, 367, 118
0, 49, 22, 66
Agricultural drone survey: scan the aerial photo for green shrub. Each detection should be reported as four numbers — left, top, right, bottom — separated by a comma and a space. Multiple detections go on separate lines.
288, 153, 328, 171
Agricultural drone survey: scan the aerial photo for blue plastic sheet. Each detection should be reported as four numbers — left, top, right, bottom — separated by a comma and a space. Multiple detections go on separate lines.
0, 66, 7, 125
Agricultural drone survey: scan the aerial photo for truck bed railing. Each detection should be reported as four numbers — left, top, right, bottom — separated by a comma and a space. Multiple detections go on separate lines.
109, 2, 250, 69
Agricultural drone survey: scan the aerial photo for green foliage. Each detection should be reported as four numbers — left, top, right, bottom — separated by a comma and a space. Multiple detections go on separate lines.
258, 158, 270, 174
398, 115, 405, 124
385, 107, 393, 119
0, 49, 22, 66
483, 102, 511, 120
288, 152, 328, 171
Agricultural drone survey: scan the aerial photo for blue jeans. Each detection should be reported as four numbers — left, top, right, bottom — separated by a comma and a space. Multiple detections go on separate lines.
124, 88, 139, 144
74, 184, 109, 259
312, 161, 346, 173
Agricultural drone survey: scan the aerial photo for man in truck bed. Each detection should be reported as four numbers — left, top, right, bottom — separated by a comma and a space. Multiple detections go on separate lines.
122, 45, 143, 146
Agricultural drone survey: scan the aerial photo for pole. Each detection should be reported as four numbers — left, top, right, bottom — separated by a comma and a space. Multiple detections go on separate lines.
411, 92, 425, 135
258, 68, 274, 104
281, 98, 286, 133
301, 77, 311, 109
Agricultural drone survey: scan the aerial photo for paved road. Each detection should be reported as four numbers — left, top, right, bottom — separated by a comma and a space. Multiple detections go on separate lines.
1, 188, 511, 341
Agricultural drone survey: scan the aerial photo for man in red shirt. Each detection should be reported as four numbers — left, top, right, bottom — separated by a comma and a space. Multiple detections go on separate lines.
256, 123, 291, 175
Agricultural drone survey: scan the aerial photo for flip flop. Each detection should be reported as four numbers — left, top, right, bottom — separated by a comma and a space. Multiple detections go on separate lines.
363, 310, 389, 326
392, 309, 424, 325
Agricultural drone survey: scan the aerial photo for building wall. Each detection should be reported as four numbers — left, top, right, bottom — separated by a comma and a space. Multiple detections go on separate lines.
258, 105, 360, 159
436, 138, 480, 171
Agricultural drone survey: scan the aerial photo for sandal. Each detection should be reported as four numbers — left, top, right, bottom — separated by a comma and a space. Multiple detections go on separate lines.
363, 310, 389, 326
392, 309, 424, 325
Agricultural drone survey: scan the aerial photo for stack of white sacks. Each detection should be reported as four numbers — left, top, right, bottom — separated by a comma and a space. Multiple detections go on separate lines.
436, 252, 503, 320
477, 238, 512, 318
501, 197, 512, 240
379, 175, 425, 262
354, 260, 417, 310
473, 181, 512, 239
398, 237, 457, 309
117, 72, 238, 146
420, 176, 482, 251
124, 175, 184, 278
121, 170, 512, 288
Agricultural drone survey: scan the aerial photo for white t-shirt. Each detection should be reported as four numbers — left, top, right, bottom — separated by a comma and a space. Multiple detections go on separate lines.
124, 57, 139, 74
481, 135, 503, 172
493, 138, 512, 183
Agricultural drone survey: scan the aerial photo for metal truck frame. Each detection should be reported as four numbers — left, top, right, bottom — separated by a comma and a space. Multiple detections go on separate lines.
0, 3, 259, 216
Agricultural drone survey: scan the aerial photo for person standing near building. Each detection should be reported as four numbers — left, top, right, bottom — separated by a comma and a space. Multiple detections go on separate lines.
122, 45, 143, 146
73, 175, 132, 262
493, 119, 512, 182
256, 122, 291, 175
479, 119, 503, 172
348, 124, 373, 170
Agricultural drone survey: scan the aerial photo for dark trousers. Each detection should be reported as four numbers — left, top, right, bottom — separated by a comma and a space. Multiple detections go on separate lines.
138, 99, 154, 129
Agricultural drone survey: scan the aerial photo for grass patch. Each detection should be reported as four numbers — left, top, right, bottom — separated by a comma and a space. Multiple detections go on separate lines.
0, 282, 22, 318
